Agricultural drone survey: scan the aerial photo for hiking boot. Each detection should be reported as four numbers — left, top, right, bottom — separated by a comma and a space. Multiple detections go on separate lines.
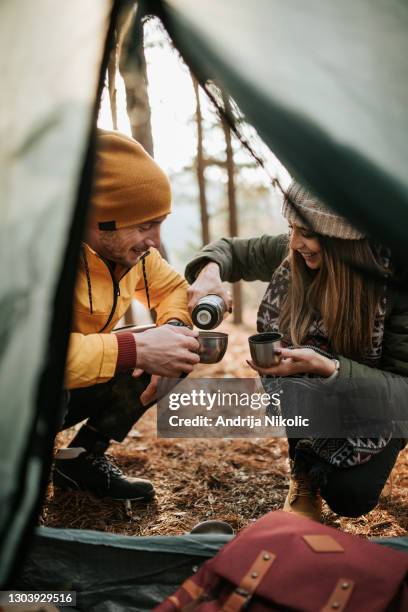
53, 452, 155, 501
283, 475, 322, 522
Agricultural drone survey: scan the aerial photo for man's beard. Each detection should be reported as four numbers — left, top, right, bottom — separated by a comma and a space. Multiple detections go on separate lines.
114, 251, 141, 268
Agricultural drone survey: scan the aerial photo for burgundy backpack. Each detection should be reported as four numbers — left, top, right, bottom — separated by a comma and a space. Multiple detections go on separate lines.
155, 511, 408, 612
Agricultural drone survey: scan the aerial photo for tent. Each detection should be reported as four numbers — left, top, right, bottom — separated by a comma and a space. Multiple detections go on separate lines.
1, 0, 407, 609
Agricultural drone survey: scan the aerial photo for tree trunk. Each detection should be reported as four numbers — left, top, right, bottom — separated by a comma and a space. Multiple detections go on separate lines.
107, 42, 118, 130
119, 13, 154, 156
192, 75, 210, 246
221, 92, 242, 325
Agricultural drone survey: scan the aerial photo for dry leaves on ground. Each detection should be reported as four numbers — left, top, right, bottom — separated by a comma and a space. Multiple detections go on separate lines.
43, 320, 407, 538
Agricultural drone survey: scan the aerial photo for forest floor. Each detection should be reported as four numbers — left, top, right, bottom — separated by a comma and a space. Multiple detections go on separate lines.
43, 319, 407, 538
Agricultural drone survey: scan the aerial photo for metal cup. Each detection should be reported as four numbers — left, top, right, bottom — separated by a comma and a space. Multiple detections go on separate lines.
198, 331, 228, 364
248, 332, 283, 368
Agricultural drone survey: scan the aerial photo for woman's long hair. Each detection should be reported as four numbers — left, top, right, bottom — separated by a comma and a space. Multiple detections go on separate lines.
279, 236, 386, 358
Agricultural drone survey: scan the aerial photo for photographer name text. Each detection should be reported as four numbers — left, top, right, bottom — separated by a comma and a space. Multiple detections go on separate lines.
167, 414, 309, 428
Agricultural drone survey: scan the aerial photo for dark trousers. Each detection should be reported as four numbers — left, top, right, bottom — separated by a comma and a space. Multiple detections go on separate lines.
61, 372, 154, 453
288, 437, 405, 518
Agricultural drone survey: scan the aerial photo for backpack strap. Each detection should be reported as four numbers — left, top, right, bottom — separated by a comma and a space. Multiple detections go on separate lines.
182, 579, 204, 600
221, 550, 275, 611
176, 579, 208, 611
321, 578, 354, 612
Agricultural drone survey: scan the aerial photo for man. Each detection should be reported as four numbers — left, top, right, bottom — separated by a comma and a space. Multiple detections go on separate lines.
54, 130, 200, 501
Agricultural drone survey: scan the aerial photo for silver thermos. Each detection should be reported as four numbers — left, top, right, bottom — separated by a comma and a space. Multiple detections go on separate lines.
192, 294, 227, 329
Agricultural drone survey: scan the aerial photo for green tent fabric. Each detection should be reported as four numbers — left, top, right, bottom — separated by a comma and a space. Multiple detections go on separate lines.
0, 0, 112, 584
17, 527, 231, 611
155, 0, 408, 254
15, 528, 408, 611
1, 0, 407, 602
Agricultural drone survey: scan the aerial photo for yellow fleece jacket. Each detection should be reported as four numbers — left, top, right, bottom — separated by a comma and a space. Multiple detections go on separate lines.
65, 244, 191, 389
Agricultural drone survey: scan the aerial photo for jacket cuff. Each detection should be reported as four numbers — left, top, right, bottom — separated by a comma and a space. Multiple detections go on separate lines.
185, 256, 220, 284
157, 312, 192, 327
337, 355, 352, 379
115, 332, 137, 374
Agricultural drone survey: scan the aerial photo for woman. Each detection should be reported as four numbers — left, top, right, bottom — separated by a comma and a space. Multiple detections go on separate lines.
185, 181, 407, 522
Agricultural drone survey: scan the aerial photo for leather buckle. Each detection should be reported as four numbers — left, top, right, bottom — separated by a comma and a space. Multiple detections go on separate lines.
221, 551, 275, 611
234, 588, 252, 609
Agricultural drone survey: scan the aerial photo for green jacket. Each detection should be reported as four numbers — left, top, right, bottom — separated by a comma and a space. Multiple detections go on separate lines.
185, 234, 408, 383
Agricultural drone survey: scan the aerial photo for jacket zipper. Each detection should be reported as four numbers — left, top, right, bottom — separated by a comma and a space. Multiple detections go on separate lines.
98, 261, 130, 333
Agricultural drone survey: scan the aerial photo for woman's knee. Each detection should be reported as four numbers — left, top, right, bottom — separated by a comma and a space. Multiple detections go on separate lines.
323, 492, 378, 517
320, 439, 403, 517
321, 478, 381, 517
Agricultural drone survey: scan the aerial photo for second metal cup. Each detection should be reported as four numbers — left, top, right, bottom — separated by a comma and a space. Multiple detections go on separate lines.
198, 331, 228, 364
248, 332, 283, 368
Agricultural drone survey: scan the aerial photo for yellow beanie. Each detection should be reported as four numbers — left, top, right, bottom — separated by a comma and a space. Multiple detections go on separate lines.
89, 130, 172, 230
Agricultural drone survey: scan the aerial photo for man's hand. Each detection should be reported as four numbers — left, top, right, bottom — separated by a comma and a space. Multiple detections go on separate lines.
187, 262, 232, 315
133, 325, 200, 377
246, 348, 336, 377
136, 374, 160, 406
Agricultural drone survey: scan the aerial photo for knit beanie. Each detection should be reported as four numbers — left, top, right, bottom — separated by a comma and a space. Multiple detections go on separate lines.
282, 180, 365, 240
89, 130, 172, 230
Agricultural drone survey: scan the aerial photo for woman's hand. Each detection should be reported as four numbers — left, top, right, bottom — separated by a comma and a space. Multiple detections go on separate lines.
187, 262, 232, 315
246, 347, 336, 377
